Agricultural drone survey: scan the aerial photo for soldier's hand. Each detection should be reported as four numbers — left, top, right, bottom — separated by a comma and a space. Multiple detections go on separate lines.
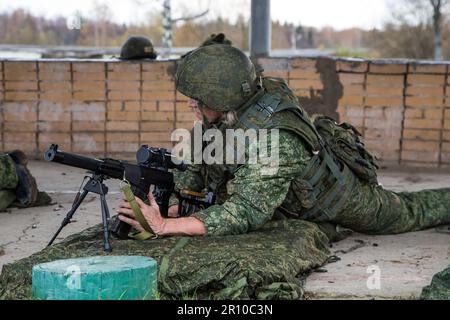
116, 200, 145, 233
117, 192, 167, 235
168, 205, 180, 218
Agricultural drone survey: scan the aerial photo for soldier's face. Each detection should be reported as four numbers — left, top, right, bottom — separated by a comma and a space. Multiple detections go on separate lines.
188, 99, 203, 121
188, 99, 222, 123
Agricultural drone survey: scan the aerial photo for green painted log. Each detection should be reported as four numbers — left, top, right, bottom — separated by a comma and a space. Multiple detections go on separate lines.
32, 256, 157, 300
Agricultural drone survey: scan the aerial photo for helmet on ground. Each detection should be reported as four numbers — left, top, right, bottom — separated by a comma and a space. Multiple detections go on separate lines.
120, 36, 157, 60
175, 44, 260, 112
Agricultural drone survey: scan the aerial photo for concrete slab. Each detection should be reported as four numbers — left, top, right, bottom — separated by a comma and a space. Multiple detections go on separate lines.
304, 168, 450, 300
0, 161, 449, 300
304, 230, 450, 299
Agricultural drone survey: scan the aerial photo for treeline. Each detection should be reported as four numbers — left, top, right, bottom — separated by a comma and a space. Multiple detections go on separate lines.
2, 8, 450, 60
0, 9, 369, 50
368, 22, 450, 60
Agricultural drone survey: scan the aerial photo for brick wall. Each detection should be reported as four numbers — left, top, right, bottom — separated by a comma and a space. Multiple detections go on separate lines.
0, 57, 449, 168
0, 60, 183, 160
333, 60, 449, 168
258, 57, 449, 168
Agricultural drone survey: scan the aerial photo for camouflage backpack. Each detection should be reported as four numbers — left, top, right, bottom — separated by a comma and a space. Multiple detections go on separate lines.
263, 77, 379, 185
313, 116, 379, 185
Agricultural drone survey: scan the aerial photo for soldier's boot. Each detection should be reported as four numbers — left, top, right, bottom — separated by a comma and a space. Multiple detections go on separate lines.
8, 150, 38, 206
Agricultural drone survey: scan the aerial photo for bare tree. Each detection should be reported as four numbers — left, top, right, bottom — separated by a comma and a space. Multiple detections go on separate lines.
92, 1, 113, 47
162, 0, 210, 50
430, 0, 449, 60
134, 0, 210, 53
374, 0, 450, 60
412, 0, 450, 60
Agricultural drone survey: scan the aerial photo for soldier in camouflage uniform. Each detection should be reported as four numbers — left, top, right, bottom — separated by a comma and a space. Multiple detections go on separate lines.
0, 151, 47, 212
117, 44, 450, 237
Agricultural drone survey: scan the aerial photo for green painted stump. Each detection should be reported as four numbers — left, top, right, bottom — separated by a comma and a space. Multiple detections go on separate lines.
32, 256, 157, 300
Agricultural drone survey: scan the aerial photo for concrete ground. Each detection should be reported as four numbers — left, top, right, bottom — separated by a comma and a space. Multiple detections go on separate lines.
0, 161, 449, 300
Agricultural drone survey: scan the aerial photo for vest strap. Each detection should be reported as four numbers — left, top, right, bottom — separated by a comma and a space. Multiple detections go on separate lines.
301, 165, 355, 221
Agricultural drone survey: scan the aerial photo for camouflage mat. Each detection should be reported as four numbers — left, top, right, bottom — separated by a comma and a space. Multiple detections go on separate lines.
421, 264, 450, 300
0, 219, 343, 300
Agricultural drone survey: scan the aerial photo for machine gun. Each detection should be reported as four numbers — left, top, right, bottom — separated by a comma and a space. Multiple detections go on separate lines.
44, 144, 215, 252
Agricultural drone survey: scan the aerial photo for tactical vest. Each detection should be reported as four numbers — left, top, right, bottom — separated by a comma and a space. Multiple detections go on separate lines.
202, 77, 357, 222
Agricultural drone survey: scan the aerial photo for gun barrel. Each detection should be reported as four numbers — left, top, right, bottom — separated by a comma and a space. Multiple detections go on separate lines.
44, 144, 124, 179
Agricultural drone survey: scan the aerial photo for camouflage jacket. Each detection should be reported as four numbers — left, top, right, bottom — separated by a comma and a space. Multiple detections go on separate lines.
171, 77, 364, 236
171, 78, 339, 236
173, 128, 314, 236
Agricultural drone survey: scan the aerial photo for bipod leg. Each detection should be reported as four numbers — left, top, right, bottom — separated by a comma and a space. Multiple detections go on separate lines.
99, 185, 112, 253
47, 189, 89, 247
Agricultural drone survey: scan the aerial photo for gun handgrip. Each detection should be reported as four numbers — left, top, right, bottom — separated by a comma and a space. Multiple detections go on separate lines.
110, 217, 131, 240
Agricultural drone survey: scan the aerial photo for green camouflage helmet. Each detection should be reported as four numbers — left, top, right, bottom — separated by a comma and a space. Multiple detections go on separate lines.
175, 44, 260, 112
120, 36, 157, 60
180, 33, 233, 59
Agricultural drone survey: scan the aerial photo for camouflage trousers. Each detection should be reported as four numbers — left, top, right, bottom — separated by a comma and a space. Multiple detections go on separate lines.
333, 178, 450, 234
0, 154, 19, 211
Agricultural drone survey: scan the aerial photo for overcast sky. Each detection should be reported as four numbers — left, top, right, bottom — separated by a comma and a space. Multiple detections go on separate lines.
2, 0, 391, 30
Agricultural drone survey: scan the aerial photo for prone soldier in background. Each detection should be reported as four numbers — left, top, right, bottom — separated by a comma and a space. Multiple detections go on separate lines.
0, 151, 51, 212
